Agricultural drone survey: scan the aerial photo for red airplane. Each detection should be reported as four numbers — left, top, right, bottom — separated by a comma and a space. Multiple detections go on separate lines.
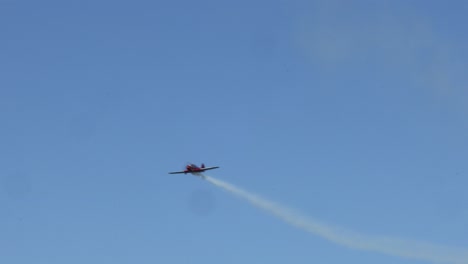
169, 163, 219, 175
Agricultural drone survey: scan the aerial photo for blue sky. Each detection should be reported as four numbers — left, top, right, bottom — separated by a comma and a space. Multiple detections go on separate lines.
1, 0, 467, 263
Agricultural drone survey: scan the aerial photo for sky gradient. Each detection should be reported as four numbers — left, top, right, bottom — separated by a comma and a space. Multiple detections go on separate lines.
1, 1, 467, 263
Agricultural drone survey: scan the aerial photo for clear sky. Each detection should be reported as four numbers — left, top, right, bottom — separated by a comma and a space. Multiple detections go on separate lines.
1, 0, 467, 263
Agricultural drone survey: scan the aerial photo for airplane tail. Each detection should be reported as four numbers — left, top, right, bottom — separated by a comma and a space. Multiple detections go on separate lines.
201, 163, 205, 168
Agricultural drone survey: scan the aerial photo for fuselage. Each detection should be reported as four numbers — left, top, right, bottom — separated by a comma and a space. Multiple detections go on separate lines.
184, 164, 202, 174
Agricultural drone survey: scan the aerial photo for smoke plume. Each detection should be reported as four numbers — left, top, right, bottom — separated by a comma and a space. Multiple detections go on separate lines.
203, 175, 468, 264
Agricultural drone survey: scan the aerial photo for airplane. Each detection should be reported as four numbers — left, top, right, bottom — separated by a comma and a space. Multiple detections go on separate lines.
169, 163, 219, 175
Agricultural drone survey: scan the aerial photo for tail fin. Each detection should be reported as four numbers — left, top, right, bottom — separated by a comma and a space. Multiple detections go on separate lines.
201, 163, 205, 168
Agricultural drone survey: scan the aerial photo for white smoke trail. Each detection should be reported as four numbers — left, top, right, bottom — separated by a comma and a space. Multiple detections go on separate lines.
203, 175, 468, 264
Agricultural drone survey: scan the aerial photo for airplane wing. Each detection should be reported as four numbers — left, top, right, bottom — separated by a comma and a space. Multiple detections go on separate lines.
168, 171, 186, 174
200, 166, 219, 171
